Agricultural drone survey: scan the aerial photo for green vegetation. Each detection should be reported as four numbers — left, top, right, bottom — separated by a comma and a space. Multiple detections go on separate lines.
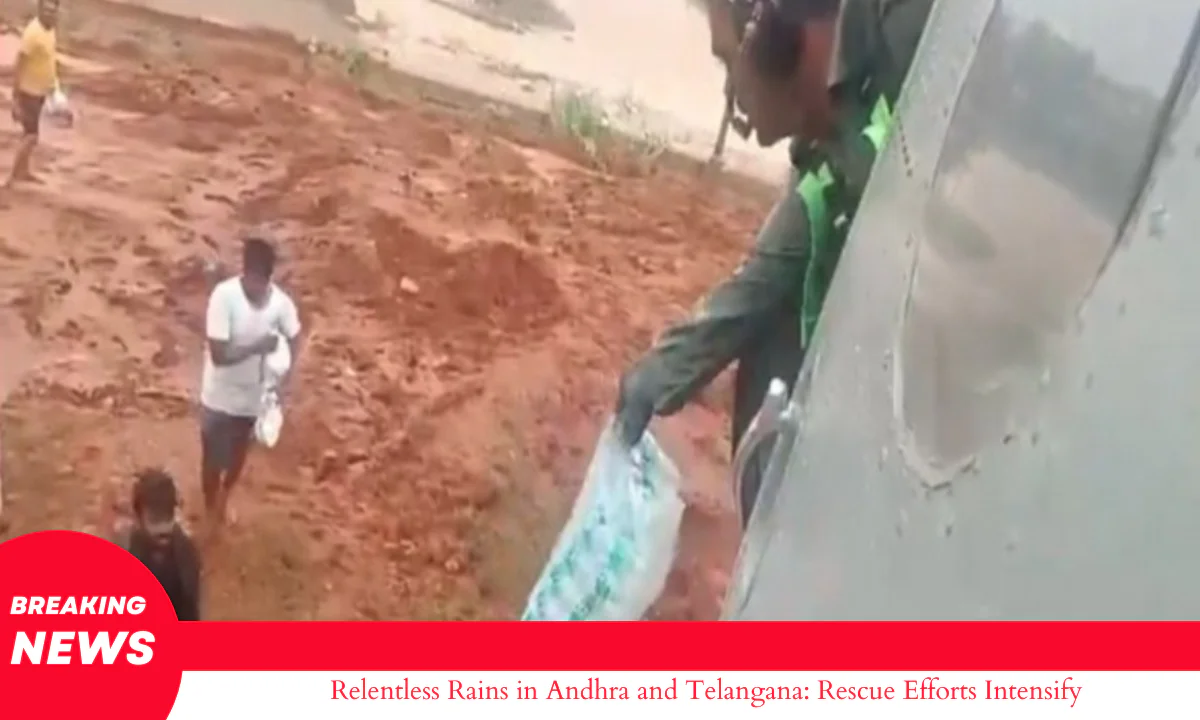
549, 84, 671, 170
548, 85, 611, 158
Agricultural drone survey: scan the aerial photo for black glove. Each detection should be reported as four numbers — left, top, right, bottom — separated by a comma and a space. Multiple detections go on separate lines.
614, 372, 654, 450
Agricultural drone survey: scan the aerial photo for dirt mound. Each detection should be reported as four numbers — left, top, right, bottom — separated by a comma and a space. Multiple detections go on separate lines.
0, 0, 766, 620
368, 213, 565, 346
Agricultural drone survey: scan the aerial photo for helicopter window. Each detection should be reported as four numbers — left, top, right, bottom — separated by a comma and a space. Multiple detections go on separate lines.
895, 9, 1171, 479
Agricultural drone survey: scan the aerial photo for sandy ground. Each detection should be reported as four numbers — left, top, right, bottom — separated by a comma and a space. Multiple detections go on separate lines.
0, 0, 766, 620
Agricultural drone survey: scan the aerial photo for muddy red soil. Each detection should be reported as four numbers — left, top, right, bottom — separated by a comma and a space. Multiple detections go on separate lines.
0, 0, 768, 620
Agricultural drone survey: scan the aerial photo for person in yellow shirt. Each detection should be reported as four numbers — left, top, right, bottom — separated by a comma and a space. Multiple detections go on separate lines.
7, 0, 60, 187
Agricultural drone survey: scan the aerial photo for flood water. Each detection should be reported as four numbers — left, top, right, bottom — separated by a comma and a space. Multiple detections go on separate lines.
116, 0, 789, 180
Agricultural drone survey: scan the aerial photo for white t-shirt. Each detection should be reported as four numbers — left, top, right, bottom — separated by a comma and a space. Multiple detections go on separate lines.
200, 277, 301, 417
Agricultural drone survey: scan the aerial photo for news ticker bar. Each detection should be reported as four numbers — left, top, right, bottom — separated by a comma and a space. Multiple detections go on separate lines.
161, 621, 1199, 671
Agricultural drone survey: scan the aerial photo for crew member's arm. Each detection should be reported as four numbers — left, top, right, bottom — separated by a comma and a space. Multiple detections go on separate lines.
616, 169, 812, 444
206, 287, 274, 366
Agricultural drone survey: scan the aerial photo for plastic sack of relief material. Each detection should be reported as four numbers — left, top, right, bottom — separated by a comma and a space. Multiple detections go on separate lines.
522, 418, 685, 621
43, 87, 74, 129
255, 334, 291, 448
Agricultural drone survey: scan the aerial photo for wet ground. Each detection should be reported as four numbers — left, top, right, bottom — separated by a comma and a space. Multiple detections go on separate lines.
114, 0, 790, 181
426, 0, 576, 34
0, 0, 765, 619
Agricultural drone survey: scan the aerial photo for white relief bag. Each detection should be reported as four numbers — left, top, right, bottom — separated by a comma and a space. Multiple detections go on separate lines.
522, 418, 685, 621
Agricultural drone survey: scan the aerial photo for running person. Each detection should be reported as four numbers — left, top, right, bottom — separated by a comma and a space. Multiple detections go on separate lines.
7, 0, 60, 187
201, 237, 302, 528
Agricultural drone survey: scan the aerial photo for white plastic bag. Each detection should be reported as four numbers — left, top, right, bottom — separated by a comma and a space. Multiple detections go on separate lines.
42, 87, 73, 128
263, 333, 292, 380
255, 391, 283, 448
522, 418, 685, 621
255, 335, 290, 448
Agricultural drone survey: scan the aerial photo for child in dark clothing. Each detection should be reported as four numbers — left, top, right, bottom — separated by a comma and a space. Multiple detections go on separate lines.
115, 468, 202, 621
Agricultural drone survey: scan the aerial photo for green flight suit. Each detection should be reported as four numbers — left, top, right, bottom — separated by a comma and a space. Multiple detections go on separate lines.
617, 0, 935, 526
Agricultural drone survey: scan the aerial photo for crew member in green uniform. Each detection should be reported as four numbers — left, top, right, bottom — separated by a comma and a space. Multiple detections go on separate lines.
614, 0, 935, 525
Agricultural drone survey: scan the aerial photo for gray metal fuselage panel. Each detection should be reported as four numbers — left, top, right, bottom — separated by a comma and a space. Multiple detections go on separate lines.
727, 0, 1200, 620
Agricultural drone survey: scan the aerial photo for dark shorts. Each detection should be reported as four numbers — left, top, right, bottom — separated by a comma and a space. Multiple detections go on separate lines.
14, 90, 45, 137
200, 406, 255, 472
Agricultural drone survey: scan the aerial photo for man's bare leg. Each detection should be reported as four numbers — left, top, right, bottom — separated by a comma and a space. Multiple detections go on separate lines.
218, 430, 253, 525
5, 135, 39, 187
199, 411, 227, 536
201, 454, 222, 516
200, 452, 225, 539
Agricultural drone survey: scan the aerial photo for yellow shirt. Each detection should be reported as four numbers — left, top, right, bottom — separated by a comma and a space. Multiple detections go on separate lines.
16, 18, 58, 97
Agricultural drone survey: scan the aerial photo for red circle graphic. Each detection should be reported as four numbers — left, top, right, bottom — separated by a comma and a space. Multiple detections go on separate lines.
0, 530, 183, 720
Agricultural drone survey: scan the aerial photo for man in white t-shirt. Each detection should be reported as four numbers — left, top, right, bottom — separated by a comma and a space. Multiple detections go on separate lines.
201, 237, 303, 527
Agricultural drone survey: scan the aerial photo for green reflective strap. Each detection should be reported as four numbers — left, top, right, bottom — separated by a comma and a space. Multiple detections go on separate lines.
795, 95, 895, 347
795, 163, 834, 232
795, 164, 834, 346
862, 96, 893, 152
